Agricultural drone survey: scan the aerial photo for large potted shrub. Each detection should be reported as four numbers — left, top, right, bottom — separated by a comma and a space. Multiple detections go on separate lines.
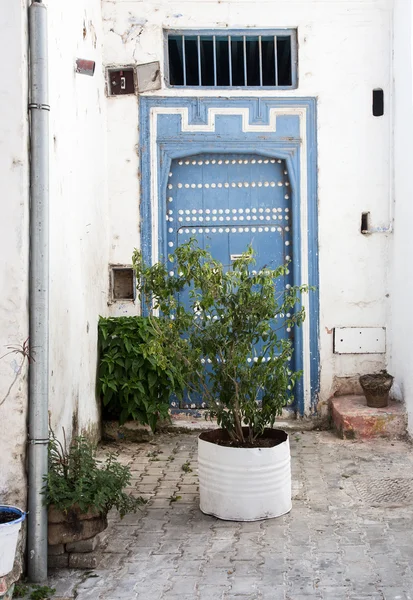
133, 239, 309, 521
42, 432, 145, 545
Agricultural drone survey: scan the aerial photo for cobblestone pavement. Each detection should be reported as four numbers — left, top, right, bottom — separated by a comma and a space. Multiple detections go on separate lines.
46, 430, 413, 600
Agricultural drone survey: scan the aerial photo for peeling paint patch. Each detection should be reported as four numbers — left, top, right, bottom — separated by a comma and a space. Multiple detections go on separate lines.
89, 20, 97, 48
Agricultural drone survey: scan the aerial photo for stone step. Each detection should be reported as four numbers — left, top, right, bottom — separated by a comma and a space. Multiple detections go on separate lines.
329, 394, 407, 439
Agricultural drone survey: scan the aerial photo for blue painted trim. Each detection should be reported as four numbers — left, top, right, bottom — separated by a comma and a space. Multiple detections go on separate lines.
305, 99, 320, 412
139, 97, 319, 415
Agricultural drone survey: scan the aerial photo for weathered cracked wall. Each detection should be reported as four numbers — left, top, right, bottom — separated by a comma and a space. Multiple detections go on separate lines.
0, 0, 109, 576
102, 0, 393, 411
0, 0, 110, 508
390, 0, 413, 434
0, 0, 29, 508
47, 0, 110, 442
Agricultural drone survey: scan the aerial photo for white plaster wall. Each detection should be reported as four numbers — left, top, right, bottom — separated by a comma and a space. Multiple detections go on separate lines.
102, 0, 393, 410
390, 0, 413, 434
0, 0, 29, 507
0, 0, 109, 521
47, 0, 109, 440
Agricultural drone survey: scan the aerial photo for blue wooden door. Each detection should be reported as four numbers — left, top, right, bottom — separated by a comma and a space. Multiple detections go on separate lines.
166, 153, 293, 410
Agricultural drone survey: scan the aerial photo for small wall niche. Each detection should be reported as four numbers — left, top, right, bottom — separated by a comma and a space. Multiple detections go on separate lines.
110, 267, 135, 301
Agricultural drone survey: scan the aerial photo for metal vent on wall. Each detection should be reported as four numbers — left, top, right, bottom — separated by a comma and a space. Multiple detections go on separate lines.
166, 30, 297, 89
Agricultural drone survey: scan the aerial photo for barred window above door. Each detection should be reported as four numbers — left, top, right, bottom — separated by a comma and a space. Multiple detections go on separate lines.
165, 30, 297, 89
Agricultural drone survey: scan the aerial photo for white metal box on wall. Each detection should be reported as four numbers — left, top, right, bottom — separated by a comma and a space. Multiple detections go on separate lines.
333, 328, 386, 354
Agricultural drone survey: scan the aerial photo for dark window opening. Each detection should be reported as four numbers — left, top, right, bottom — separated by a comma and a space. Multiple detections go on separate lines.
246, 39, 260, 86
185, 37, 199, 86
231, 38, 245, 86
200, 39, 215, 86
168, 38, 184, 86
277, 37, 292, 86
167, 31, 296, 88
262, 38, 276, 86
216, 38, 230, 86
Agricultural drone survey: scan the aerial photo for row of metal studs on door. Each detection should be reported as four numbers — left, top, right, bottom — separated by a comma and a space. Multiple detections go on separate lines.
168, 181, 290, 189
176, 158, 285, 166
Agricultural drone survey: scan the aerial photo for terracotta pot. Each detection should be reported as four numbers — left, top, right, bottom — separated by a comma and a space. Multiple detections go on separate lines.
359, 372, 394, 408
48, 504, 107, 546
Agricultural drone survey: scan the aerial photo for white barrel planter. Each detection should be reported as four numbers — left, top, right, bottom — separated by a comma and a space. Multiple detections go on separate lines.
0, 506, 26, 577
198, 429, 292, 521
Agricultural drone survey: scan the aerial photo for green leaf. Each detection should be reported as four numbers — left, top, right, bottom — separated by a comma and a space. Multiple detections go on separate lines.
136, 381, 146, 395
148, 371, 157, 389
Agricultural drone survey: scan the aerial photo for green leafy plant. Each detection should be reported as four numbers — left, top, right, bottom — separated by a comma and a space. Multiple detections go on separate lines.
98, 316, 187, 430
13, 583, 29, 598
29, 586, 56, 600
42, 431, 145, 517
182, 461, 192, 473
169, 495, 182, 503
133, 238, 310, 446
13, 584, 56, 600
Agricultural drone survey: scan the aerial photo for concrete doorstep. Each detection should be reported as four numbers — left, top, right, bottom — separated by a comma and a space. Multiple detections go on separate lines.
330, 395, 407, 439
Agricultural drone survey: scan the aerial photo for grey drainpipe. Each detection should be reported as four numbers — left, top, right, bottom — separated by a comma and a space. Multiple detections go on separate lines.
27, 0, 49, 582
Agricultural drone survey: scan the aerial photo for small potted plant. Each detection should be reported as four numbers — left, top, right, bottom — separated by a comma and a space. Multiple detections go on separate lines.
359, 370, 394, 408
42, 432, 145, 545
0, 506, 26, 578
133, 239, 309, 521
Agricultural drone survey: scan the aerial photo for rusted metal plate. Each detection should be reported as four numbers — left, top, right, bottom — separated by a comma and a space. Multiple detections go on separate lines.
108, 68, 135, 95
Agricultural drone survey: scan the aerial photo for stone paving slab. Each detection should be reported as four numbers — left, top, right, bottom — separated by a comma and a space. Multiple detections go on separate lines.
40, 431, 413, 600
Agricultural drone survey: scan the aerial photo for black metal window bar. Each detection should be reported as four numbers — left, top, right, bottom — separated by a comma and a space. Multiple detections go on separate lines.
166, 31, 297, 89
